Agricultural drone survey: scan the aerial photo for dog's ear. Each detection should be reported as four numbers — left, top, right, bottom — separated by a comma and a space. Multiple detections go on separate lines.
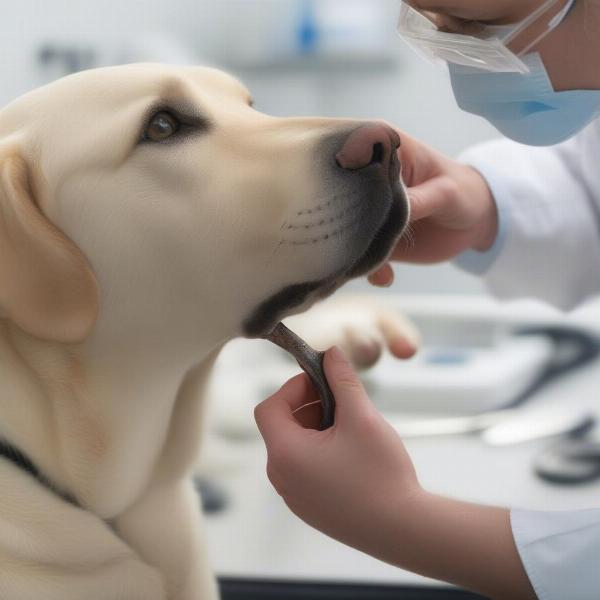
0, 151, 99, 342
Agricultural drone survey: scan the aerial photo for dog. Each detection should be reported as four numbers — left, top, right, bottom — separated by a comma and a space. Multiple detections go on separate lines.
0, 63, 410, 599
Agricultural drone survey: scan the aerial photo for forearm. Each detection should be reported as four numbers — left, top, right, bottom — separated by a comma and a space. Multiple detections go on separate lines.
258, 356, 538, 599
388, 492, 536, 600
316, 486, 535, 599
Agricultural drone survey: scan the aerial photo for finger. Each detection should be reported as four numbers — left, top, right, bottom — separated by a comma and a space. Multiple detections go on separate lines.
408, 176, 457, 222
398, 131, 445, 187
323, 347, 373, 425
254, 374, 317, 442
377, 310, 421, 359
368, 263, 395, 288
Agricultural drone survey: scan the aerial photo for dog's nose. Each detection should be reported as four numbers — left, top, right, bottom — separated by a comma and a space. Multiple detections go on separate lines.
335, 124, 400, 171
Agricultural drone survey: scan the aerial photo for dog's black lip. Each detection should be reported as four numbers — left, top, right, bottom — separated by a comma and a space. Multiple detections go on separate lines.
243, 279, 342, 338
243, 185, 406, 338
347, 180, 405, 278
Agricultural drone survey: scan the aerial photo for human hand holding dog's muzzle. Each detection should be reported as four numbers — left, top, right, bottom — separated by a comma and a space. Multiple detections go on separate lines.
368, 130, 499, 287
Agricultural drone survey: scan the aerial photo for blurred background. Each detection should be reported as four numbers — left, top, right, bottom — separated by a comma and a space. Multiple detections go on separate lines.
4, 3, 600, 599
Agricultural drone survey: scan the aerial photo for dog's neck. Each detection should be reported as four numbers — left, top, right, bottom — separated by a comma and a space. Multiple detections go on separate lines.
0, 318, 224, 518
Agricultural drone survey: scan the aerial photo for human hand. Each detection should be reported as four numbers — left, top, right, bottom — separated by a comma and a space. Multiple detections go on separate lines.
369, 133, 497, 287
254, 347, 423, 562
255, 348, 537, 600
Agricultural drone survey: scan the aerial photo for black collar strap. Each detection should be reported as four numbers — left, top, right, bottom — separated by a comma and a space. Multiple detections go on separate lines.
0, 439, 78, 506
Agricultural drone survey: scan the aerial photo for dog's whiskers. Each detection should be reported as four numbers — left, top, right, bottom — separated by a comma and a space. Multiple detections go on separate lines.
266, 239, 284, 268
401, 223, 416, 250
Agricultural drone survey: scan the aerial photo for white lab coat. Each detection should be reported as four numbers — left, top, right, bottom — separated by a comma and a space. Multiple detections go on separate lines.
455, 119, 600, 600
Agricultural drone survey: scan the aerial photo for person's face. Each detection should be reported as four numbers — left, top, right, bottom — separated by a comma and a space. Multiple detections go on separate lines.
407, 0, 556, 23
407, 0, 573, 56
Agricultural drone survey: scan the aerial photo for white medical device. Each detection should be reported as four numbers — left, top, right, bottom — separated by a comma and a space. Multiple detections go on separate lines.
365, 324, 555, 414
209, 297, 597, 443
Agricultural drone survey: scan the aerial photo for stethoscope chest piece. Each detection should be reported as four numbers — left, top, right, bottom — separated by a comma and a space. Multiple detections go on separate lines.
535, 440, 600, 485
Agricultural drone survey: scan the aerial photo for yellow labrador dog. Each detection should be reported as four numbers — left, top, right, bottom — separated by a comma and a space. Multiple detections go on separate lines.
0, 64, 410, 599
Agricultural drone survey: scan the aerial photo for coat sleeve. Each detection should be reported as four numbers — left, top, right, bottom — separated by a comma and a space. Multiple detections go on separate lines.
455, 120, 600, 310
511, 509, 600, 600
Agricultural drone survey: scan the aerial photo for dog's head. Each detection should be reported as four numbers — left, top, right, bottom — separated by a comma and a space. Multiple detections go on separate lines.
0, 65, 408, 350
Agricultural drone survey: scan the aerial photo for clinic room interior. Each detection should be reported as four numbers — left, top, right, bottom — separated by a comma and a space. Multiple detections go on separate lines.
1, 1, 599, 600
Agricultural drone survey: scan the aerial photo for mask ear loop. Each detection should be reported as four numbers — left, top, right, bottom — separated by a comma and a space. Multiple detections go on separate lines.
519, 0, 576, 55
502, 0, 576, 55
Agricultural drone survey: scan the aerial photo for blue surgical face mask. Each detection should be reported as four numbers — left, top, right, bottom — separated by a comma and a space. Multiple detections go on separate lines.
449, 53, 600, 146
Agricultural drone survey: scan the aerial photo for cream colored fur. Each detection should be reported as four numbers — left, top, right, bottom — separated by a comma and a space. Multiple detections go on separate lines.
0, 64, 412, 600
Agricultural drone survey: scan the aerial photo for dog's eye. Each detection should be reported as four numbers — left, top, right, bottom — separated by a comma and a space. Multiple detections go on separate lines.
145, 111, 180, 142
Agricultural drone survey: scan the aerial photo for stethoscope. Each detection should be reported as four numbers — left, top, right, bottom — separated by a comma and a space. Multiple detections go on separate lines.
535, 436, 600, 485
516, 326, 600, 485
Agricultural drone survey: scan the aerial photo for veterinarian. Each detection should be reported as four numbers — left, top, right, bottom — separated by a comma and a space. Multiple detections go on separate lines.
255, 1, 600, 599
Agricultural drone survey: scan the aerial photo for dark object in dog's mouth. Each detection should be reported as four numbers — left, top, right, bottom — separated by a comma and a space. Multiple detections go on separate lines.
263, 322, 335, 430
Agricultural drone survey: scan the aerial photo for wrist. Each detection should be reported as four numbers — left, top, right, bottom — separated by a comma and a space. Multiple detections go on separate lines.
466, 167, 499, 253
384, 482, 431, 548
357, 481, 428, 568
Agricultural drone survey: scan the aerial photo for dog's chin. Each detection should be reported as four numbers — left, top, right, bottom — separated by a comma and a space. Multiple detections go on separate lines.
243, 182, 408, 339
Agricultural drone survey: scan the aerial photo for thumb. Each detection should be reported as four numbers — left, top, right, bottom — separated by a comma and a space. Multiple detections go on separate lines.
254, 374, 310, 446
408, 176, 455, 223
324, 347, 373, 425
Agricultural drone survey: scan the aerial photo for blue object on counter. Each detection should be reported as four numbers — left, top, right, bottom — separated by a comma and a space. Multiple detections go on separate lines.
297, 0, 319, 54
425, 349, 472, 366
